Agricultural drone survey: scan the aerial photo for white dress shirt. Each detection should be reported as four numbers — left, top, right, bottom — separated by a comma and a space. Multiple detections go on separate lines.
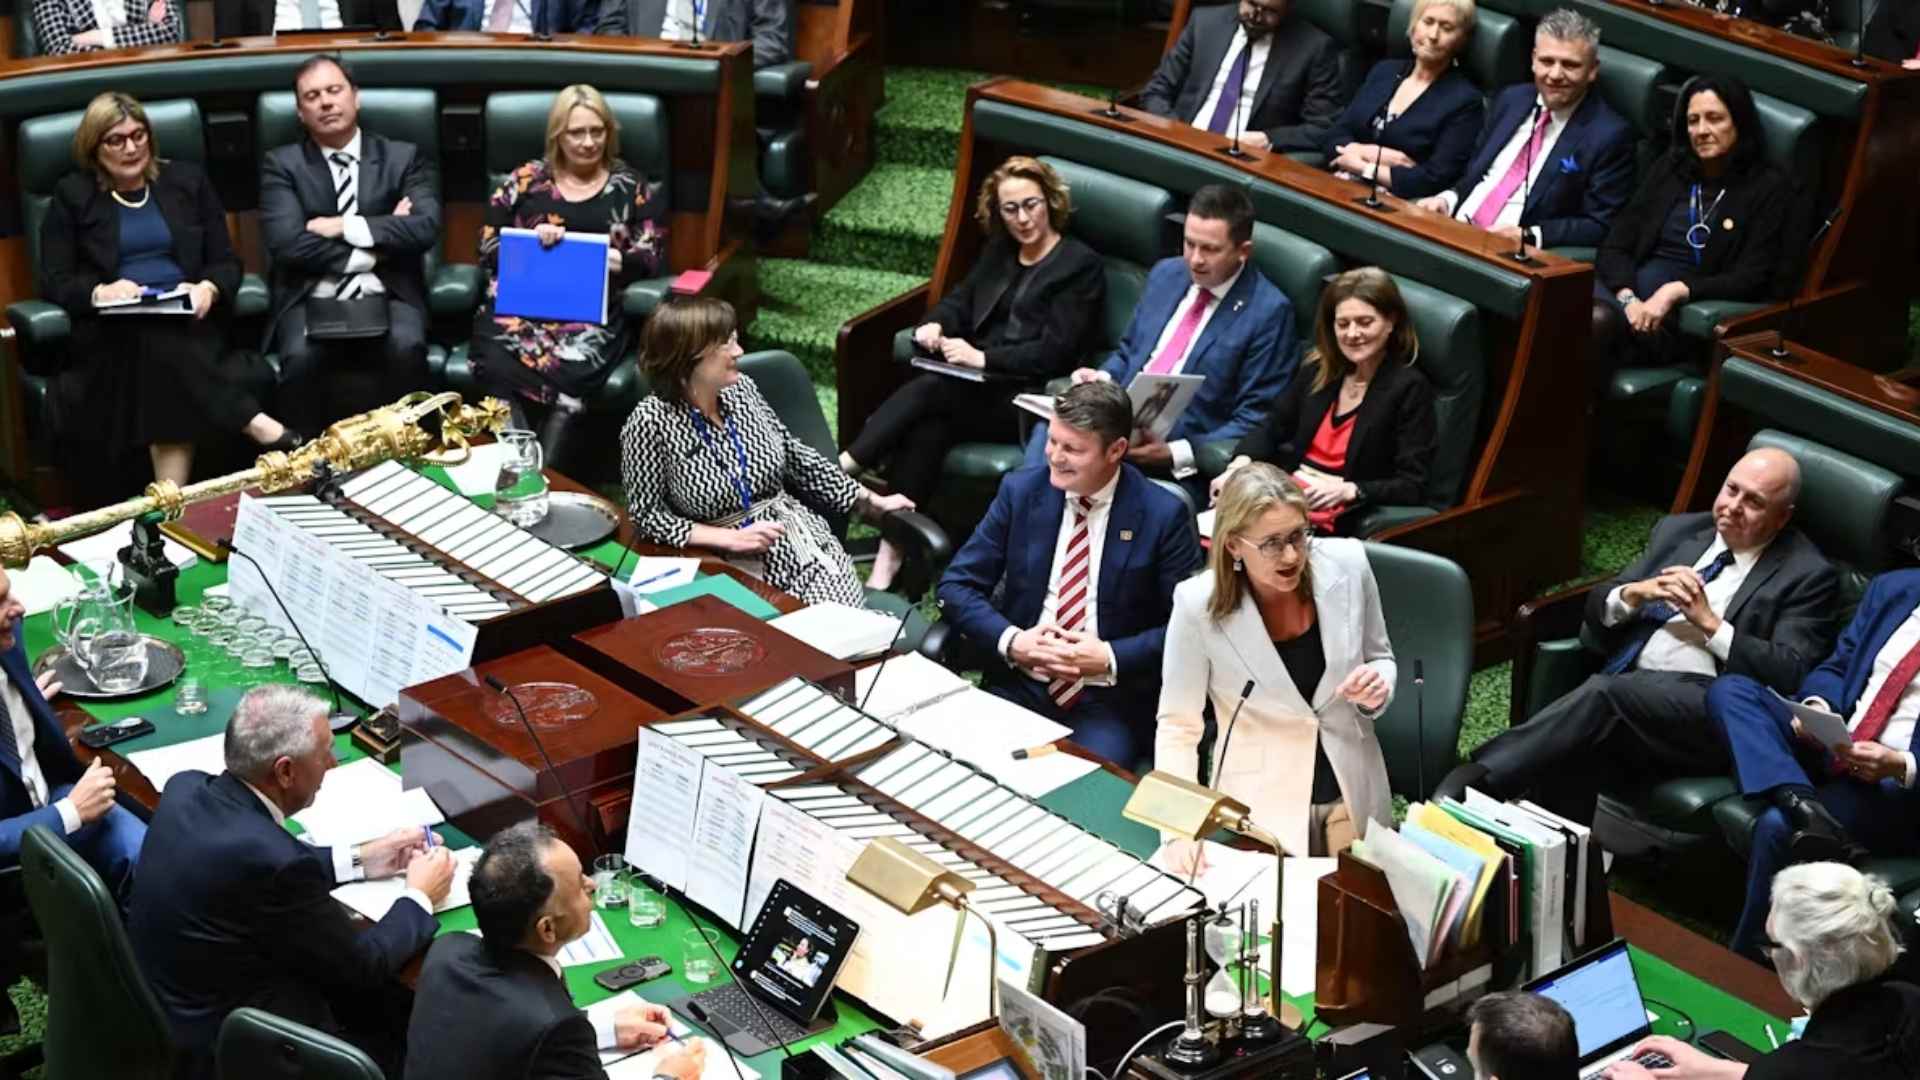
311, 129, 389, 297
661, 0, 699, 39
1602, 534, 1756, 678
1192, 27, 1272, 139
1440, 96, 1576, 246
273, 0, 343, 30
997, 468, 1121, 685
0, 678, 80, 835
1136, 263, 1245, 476
535, 952, 622, 1048
1804, 608, 1920, 788
242, 778, 433, 914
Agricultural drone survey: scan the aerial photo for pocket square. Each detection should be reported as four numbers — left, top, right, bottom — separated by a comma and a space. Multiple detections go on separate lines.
1558, 155, 1581, 174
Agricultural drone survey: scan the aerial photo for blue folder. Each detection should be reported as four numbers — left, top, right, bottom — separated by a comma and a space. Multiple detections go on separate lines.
494, 228, 610, 324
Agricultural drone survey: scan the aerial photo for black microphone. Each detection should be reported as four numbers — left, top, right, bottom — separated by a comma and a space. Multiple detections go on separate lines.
1356, 141, 1392, 211
482, 675, 599, 854
217, 539, 354, 733
1769, 204, 1843, 362
607, 525, 638, 585
1209, 679, 1257, 790
854, 610, 915, 713
1216, 34, 1257, 160
1413, 659, 1427, 800
1094, 81, 1147, 123
1508, 102, 1544, 263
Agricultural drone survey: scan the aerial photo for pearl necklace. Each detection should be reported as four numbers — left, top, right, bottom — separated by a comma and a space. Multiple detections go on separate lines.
109, 186, 150, 209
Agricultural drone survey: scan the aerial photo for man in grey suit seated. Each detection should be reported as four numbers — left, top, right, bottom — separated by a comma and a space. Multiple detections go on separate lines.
595, 0, 792, 67
1141, 0, 1346, 153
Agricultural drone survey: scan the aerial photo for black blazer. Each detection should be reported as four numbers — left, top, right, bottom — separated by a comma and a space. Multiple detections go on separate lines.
258, 130, 441, 337
39, 160, 241, 326
593, 0, 792, 67
1864, 0, 1920, 62
0, 634, 84, 867
1321, 60, 1485, 199
1140, 3, 1346, 153
1749, 976, 1920, 1080
1232, 357, 1437, 509
1595, 150, 1804, 303
404, 932, 607, 1080
212, 0, 394, 36
1580, 512, 1839, 692
126, 770, 437, 1071
922, 233, 1104, 380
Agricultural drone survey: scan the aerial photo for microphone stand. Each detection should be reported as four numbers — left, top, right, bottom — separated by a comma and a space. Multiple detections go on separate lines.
1216, 34, 1256, 159
1414, 659, 1427, 799
674, 0, 708, 49
483, 675, 599, 855
1769, 205, 1843, 362
1852, 0, 1869, 67
1093, 82, 1143, 123
218, 538, 355, 733
1355, 140, 1392, 211
1507, 103, 1544, 264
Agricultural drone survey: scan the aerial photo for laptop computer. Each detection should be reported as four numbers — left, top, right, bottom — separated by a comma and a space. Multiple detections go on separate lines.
668, 878, 859, 1057
1523, 939, 1674, 1078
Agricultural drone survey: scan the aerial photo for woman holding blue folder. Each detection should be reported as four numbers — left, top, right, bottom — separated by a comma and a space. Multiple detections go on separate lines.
471, 84, 667, 471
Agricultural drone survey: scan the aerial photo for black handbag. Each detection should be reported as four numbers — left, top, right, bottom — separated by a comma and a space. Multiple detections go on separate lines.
303, 295, 389, 340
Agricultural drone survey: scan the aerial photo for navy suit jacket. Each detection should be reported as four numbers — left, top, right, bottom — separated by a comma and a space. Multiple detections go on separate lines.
1799, 570, 1920, 717
1445, 85, 1636, 249
412, 0, 595, 32
1322, 60, 1485, 199
127, 770, 437, 1063
0, 633, 84, 866
936, 463, 1203, 694
1096, 258, 1295, 450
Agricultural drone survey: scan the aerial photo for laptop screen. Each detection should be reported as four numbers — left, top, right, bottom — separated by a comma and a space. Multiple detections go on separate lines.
730, 878, 859, 1026
1524, 941, 1649, 1062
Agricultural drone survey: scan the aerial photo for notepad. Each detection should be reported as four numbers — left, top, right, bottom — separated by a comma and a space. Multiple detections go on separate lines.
494, 228, 610, 324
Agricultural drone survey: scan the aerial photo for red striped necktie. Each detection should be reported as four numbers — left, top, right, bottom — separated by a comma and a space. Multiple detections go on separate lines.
1048, 496, 1095, 710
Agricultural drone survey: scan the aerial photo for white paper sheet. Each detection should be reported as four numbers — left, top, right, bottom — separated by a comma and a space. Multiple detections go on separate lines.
557, 911, 623, 967
56, 520, 196, 570
769, 603, 904, 660
437, 441, 511, 497
331, 845, 481, 921
291, 759, 446, 847
124, 733, 226, 794
8, 556, 81, 618
851, 653, 973, 721
685, 763, 765, 929
1773, 688, 1853, 748
627, 557, 700, 593
625, 727, 707, 891
1280, 856, 1338, 996
590, 993, 759, 1079
891, 688, 1090, 796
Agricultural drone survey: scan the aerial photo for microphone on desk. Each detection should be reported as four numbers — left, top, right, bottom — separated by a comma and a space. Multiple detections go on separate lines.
854, 608, 916, 713
482, 674, 599, 855
1508, 102, 1543, 264
1209, 679, 1257, 790
1414, 659, 1427, 800
1770, 204, 1843, 362
1095, 80, 1147, 123
217, 538, 355, 733
673, 997, 753, 1080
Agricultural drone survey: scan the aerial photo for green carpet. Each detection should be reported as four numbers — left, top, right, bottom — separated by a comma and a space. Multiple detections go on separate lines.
812, 163, 956, 278
747, 258, 926, 386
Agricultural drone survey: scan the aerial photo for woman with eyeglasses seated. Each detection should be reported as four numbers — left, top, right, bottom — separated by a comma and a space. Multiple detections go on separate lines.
838, 156, 1103, 590
1157, 464, 1397, 870
1209, 269, 1435, 535
471, 84, 666, 474
1591, 74, 1803, 377
1323, 0, 1484, 199
622, 297, 914, 608
40, 92, 297, 502
29, 0, 183, 54
1604, 862, 1920, 1080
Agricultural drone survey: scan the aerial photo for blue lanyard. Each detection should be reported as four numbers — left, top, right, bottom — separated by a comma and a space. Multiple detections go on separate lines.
692, 0, 704, 29
689, 404, 754, 525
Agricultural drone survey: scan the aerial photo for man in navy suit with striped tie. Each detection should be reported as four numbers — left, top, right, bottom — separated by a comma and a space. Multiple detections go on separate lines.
1434, 448, 1839, 825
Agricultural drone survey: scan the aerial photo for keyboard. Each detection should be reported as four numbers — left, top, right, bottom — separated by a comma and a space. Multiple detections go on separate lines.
693, 983, 814, 1047
1631, 1050, 1675, 1069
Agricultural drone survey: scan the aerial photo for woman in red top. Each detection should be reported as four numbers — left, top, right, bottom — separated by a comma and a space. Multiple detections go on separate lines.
1212, 268, 1437, 535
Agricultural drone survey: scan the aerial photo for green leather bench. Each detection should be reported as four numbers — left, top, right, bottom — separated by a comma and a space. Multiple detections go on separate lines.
1367, 541, 1475, 801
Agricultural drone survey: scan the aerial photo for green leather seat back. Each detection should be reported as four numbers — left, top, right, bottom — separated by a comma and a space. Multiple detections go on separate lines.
1390, 274, 1483, 508
1751, 90, 1820, 190
1721, 358, 1920, 487
1593, 45, 1672, 142
1388, 0, 1532, 93
16, 98, 206, 285
482, 91, 671, 198
1748, 428, 1902, 610
1295, 0, 1370, 48
738, 349, 833, 460
217, 1007, 382, 1080
13, 6, 41, 57
1363, 542, 1473, 800
1248, 221, 1337, 358
21, 826, 173, 1079
1037, 156, 1173, 351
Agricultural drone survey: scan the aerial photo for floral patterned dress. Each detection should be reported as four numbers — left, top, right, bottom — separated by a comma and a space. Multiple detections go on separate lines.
471, 159, 666, 404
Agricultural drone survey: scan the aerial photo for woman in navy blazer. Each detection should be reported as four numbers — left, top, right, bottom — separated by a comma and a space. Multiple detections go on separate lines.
1324, 0, 1485, 199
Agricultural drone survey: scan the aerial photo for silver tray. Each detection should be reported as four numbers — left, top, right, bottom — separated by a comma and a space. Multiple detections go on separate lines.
32, 634, 186, 700
522, 490, 620, 551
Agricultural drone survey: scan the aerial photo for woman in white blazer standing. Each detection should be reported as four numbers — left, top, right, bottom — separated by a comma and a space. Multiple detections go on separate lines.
1157, 464, 1397, 867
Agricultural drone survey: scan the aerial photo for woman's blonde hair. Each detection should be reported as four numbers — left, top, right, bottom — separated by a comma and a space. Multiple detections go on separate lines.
640, 297, 737, 404
1770, 862, 1903, 1011
1207, 463, 1312, 621
73, 92, 160, 187
1412, 0, 1477, 35
544, 85, 622, 173
1303, 267, 1420, 394
972, 155, 1072, 235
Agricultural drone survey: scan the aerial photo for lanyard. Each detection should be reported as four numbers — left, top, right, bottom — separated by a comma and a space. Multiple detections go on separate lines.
689, 404, 754, 525
1686, 183, 1726, 265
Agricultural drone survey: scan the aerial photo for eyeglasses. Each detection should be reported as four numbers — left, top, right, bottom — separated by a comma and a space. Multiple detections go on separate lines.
1760, 935, 1788, 959
1240, 0, 1288, 23
1248, 525, 1312, 559
999, 196, 1046, 220
564, 125, 607, 142
102, 128, 150, 151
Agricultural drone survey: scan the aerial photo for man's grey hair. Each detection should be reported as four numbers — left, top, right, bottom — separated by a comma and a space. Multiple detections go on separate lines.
224, 685, 330, 779
1771, 862, 1902, 1010
1536, 9, 1600, 51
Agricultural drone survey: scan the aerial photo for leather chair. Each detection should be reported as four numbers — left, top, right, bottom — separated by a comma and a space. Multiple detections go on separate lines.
19, 824, 174, 1079
251, 88, 471, 382
216, 1007, 382, 1080
1387, 0, 1533, 94
892, 157, 1175, 542
436, 90, 677, 416
4, 98, 210, 465
736, 350, 952, 642
1365, 542, 1473, 801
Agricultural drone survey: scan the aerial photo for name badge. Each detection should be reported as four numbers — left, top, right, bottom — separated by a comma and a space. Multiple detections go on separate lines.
1120, 530, 1135, 541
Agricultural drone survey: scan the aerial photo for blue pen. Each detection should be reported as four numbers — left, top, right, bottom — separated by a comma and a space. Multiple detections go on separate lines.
630, 567, 680, 589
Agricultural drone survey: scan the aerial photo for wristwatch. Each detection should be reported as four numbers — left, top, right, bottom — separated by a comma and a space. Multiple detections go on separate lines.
1616, 288, 1640, 306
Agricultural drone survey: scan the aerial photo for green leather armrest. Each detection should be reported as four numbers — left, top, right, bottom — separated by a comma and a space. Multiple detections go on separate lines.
1667, 376, 1706, 449
623, 277, 675, 320
429, 263, 483, 319
1522, 638, 1595, 722
234, 274, 271, 320
590, 355, 647, 415
1548, 245, 1597, 264
1195, 439, 1236, 479
1608, 365, 1696, 403
4, 300, 70, 354
1678, 299, 1766, 340
891, 327, 915, 364
1348, 504, 1437, 537
754, 61, 813, 103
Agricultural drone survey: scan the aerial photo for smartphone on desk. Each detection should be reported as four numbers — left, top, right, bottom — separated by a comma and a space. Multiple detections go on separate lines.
78, 717, 155, 750
1697, 1030, 1766, 1064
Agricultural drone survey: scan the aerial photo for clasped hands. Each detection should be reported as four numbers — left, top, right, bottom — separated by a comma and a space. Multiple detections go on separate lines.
1009, 622, 1110, 681
356, 826, 457, 906
912, 323, 986, 369
1622, 565, 1721, 638
1623, 281, 1690, 334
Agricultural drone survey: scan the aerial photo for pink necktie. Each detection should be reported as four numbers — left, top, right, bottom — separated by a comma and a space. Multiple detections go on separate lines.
1048, 497, 1094, 710
1146, 290, 1214, 376
487, 0, 514, 31
1471, 108, 1551, 229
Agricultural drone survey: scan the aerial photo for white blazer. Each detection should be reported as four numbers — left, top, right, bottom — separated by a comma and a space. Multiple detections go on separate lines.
1154, 537, 1397, 857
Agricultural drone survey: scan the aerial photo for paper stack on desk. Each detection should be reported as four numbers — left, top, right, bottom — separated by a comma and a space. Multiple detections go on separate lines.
290, 758, 445, 847
769, 603, 903, 659
125, 733, 227, 794
331, 845, 481, 920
